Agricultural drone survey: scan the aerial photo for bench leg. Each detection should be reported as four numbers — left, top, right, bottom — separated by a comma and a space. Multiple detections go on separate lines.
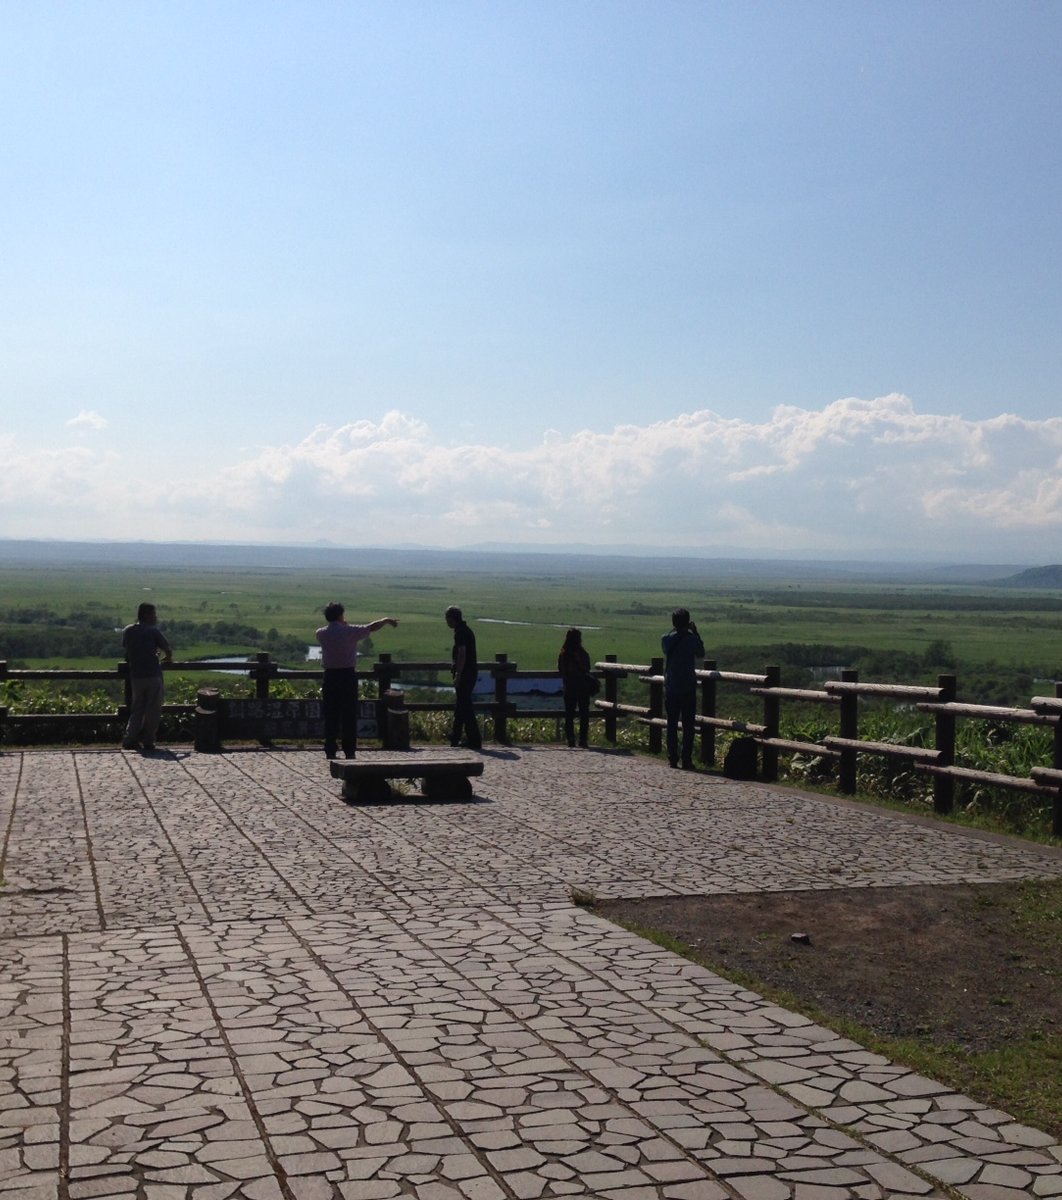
421, 774, 473, 801
343, 777, 393, 804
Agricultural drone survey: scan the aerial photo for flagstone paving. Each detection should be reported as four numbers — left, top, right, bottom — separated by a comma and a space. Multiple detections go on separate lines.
2, 745, 1061, 1200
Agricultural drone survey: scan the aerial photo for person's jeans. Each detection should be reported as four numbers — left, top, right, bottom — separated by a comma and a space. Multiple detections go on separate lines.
665, 687, 697, 766
124, 676, 165, 748
564, 689, 589, 747
451, 678, 482, 748
322, 668, 359, 757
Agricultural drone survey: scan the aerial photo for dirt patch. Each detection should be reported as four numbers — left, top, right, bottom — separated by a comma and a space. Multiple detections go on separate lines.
598, 880, 1062, 1053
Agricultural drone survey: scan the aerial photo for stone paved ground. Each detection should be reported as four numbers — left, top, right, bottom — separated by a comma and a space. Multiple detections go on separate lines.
2, 745, 1061, 1200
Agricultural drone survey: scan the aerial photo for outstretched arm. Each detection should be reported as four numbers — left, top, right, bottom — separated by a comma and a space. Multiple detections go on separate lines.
366, 617, 399, 634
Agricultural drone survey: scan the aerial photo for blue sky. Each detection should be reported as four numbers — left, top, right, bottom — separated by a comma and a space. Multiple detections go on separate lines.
3, 2, 1061, 561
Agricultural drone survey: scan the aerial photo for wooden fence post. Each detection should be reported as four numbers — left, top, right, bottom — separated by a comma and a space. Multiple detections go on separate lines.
838, 669, 859, 794
648, 657, 664, 755
375, 653, 396, 697
604, 654, 618, 744
494, 654, 510, 745
254, 653, 272, 701
761, 665, 781, 782
934, 673, 957, 814
1053, 682, 1062, 837
700, 659, 717, 767
118, 661, 130, 722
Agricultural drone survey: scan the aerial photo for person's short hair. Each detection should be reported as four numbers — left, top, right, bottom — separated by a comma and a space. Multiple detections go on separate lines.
137, 602, 156, 622
672, 607, 691, 630
323, 601, 344, 622
445, 605, 463, 622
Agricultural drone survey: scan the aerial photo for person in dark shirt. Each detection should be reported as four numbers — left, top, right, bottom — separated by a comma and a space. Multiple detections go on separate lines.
661, 607, 705, 769
121, 602, 172, 754
445, 605, 482, 750
557, 627, 592, 748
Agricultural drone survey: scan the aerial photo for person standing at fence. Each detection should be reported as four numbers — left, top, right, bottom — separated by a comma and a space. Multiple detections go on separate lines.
662, 607, 705, 769
316, 603, 399, 760
445, 605, 482, 750
121, 602, 173, 754
557, 627, 593, 748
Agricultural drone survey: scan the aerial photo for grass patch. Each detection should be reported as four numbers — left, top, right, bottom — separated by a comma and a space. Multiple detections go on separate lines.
599, 879, 1062, 1141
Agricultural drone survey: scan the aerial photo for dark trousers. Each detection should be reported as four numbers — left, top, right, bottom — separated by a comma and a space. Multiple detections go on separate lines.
563, 689, 589, 747
322, 668, 358, 757
451, 678, 482, 748
665, 687, 697, 766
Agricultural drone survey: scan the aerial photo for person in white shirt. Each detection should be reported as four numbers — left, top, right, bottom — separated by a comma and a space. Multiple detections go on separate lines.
315, 602, 399, 759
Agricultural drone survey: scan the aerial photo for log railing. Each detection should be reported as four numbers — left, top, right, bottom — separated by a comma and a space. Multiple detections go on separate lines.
2, 653, 1060, 835
594, 659, 1062, 835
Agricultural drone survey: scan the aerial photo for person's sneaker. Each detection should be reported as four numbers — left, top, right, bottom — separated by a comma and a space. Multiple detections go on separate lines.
141, 743, 155, 754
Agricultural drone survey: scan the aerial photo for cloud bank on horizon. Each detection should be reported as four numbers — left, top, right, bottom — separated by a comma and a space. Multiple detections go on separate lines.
4, 394, 1060, 563
3, 6, 1060, 564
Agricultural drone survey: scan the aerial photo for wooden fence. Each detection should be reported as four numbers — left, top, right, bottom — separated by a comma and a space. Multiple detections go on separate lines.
2, 651, 1060, 834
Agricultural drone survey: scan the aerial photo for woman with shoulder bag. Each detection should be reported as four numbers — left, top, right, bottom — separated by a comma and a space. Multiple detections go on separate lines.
557, 627, 593, 748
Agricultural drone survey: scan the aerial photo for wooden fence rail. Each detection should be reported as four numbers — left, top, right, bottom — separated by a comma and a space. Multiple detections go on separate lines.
1, 652, 1060, 835
593, 659, 1062, 835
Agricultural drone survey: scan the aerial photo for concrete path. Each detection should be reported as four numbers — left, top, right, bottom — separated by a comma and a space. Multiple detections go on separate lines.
2, 745, 1061, 1200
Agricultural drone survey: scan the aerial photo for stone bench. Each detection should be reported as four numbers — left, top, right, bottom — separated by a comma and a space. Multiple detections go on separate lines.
330, 754, 484, 803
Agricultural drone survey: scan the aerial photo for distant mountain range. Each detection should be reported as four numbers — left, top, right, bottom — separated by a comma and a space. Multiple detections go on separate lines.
990, 564, 1062, 589
0, 537, 1056, 587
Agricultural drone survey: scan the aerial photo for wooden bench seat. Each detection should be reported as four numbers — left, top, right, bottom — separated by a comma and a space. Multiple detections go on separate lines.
330, 754, 484, 802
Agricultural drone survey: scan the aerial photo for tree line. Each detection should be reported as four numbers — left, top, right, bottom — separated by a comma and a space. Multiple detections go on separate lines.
0, 609, 308, 665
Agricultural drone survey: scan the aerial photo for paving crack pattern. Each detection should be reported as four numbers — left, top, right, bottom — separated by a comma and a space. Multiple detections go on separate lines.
2, 747, 1061, 1199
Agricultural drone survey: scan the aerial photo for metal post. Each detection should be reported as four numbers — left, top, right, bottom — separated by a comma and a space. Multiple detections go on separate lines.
194, 687, 222, 753
383, 689, 410, 751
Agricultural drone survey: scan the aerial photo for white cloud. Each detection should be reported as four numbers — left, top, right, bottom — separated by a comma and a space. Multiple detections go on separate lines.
65, 410, 108, 431
4, 396, 1062, 561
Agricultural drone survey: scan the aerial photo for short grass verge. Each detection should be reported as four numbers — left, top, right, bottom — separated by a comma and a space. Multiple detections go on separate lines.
598, 877, 1062, 1141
